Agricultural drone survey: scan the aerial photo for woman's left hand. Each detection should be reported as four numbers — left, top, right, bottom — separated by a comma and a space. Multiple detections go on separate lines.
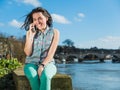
38, 65, 44, 76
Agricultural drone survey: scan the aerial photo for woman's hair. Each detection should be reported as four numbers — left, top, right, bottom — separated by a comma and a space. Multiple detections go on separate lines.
21, 7, 53, 31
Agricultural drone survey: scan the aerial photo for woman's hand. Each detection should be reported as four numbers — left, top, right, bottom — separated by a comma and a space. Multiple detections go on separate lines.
28, 23, 36, 40
38, 65, 44, 76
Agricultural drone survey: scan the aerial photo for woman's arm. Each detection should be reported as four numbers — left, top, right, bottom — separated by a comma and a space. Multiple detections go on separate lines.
24, 31, 33, 56
38, 29, 59, 76
24, 30, 36, 56
24, 23, 36, 56
42, 29, 60, 66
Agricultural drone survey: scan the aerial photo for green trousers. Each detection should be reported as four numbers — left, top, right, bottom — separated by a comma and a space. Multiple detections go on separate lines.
24, 62, 57, 90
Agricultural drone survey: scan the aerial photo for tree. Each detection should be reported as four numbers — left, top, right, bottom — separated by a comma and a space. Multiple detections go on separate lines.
0, 33, 26, 63
62, 39, 74, 47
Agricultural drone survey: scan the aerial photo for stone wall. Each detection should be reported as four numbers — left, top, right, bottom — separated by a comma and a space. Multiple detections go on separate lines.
13, 67, 73, 90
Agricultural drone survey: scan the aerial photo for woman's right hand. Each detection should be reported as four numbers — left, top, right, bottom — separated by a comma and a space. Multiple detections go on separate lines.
28, 23, 36, 40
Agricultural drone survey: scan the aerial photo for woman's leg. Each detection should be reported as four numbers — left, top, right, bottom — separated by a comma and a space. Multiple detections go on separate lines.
39, 62, 57, 90
24, 64, 40, 90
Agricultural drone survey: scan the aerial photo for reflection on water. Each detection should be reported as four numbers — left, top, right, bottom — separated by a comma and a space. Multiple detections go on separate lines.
56, 60, 120, 90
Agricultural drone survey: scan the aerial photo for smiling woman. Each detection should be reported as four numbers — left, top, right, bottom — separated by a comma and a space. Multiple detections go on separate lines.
21, 7, 60, 90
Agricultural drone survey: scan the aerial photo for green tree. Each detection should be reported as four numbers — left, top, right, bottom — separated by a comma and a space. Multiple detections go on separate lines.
62, 39, 74, 47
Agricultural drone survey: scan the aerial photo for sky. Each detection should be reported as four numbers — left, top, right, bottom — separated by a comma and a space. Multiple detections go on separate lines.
0, 0, 120, 49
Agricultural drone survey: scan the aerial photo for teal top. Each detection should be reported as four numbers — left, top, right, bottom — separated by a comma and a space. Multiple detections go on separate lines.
25, 27, 54, 65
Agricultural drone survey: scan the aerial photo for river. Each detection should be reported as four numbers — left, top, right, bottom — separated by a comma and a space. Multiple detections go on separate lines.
56, 60, 120, 90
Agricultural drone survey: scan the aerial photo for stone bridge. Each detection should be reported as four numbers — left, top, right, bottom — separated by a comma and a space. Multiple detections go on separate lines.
58, 53, 120, 63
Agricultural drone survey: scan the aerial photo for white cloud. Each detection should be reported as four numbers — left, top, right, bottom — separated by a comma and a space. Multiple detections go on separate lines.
75, 12, 85, 22
78, 13, 85, 18
24, 0, 41, 7
77, 36, 120, 49
9, 19, 23, 28
51, 14, 71, 24
0, 22, 4, 26
17, 0, 41, 7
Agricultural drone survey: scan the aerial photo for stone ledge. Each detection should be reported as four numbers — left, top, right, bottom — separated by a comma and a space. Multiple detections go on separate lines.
13, 67, 72, 90
51, 74, 72, 90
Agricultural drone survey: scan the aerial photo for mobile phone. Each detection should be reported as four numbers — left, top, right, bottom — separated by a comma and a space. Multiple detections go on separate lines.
32, 26, 37, 32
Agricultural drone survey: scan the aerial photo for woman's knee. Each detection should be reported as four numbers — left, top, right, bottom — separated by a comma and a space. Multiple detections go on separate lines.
24, 64, 38, 78
42, 63, 57, 79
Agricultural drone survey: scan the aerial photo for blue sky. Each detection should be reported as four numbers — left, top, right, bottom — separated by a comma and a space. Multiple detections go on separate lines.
0, 0, 120, 49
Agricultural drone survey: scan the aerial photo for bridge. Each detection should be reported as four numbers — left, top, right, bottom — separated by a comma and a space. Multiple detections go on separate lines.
56, 52, 120, 63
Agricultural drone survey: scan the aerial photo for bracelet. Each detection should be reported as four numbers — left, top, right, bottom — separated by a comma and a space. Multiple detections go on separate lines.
40, 63, 45, 68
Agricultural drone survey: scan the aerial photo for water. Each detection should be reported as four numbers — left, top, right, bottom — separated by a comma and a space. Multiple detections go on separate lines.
56, 60, 120, 90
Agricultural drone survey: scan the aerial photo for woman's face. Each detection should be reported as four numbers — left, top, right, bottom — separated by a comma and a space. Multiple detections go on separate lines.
32, 12, 48, 31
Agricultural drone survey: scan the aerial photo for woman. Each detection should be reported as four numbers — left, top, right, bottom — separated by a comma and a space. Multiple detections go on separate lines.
22, 7, 59, 90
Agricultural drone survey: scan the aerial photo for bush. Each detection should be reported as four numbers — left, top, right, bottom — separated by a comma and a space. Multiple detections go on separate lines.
0, 58, 22, 77
0, 58, 22, 90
